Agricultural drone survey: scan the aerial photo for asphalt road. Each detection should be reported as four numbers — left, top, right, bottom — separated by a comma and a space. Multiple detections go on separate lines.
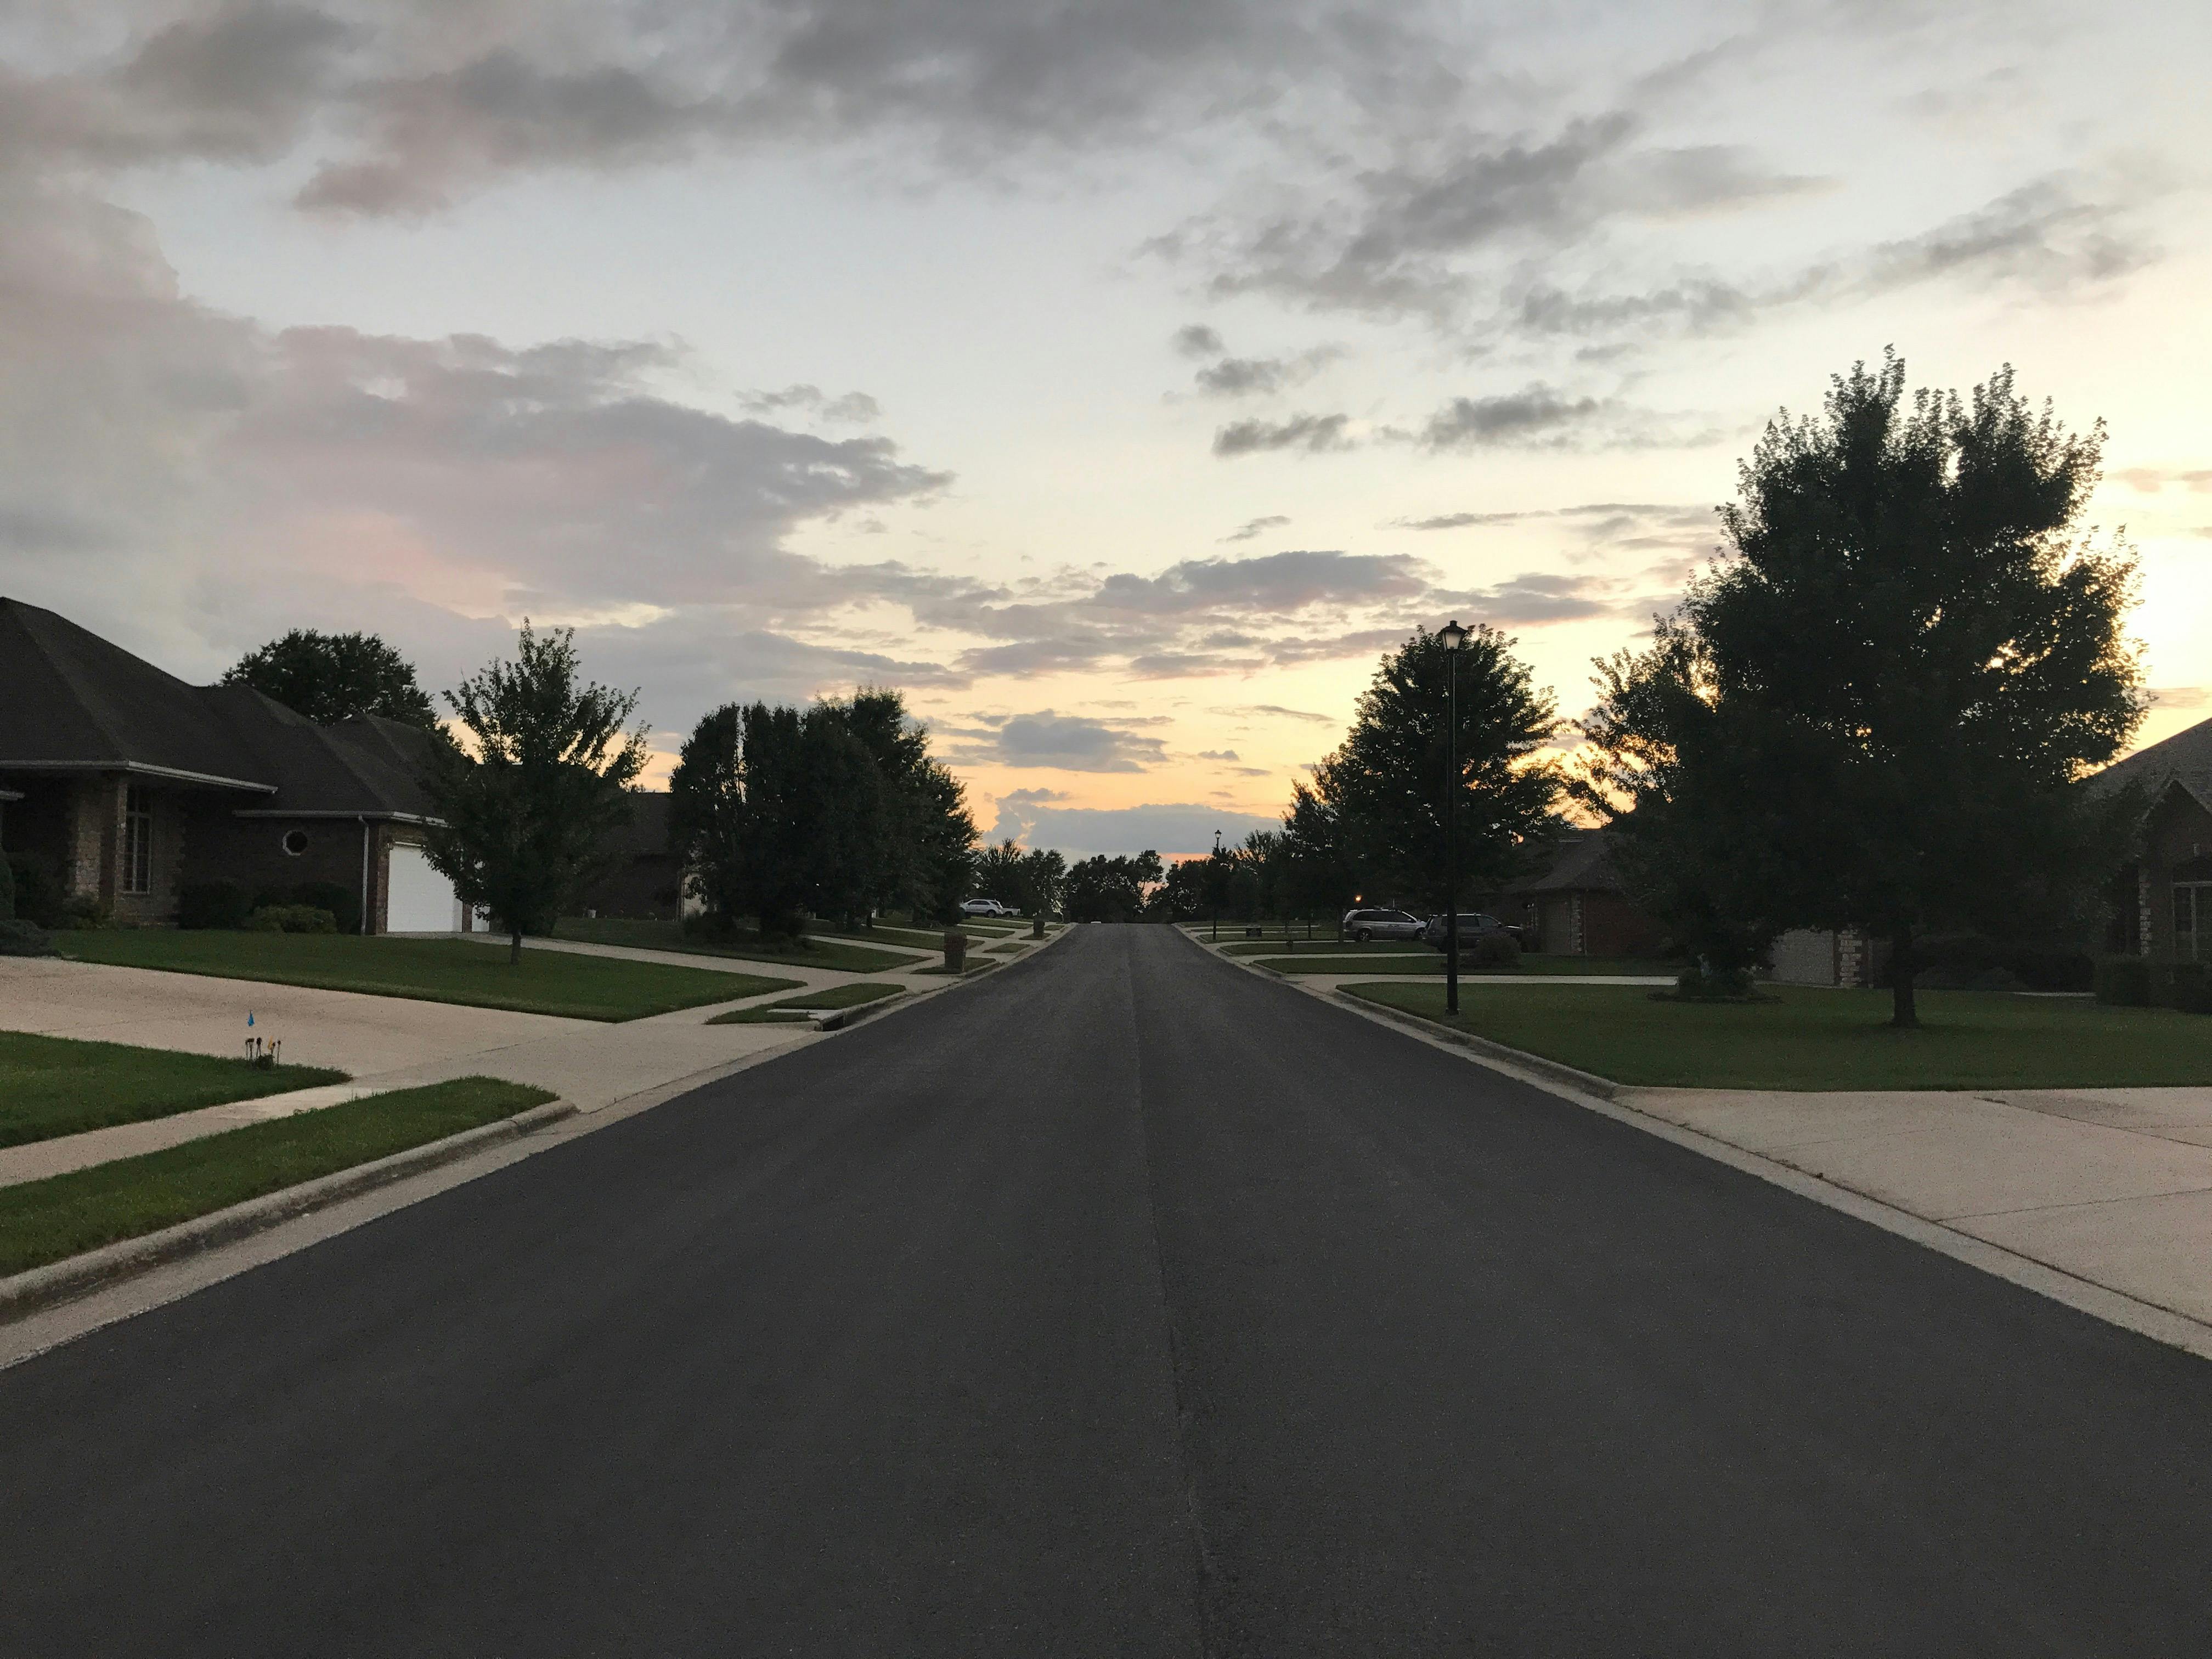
5, 927, 2212, 1656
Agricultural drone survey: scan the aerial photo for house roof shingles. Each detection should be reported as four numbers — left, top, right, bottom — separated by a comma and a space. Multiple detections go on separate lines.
2092, 714, 2212, 815
0, 596, 437, 819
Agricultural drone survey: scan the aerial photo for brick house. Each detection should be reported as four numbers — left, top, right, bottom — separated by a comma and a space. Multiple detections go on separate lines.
573, 791, 684, 919
2095, 713, 2212, 961
0, 597, 468, 933
1489, 829, 1671, 958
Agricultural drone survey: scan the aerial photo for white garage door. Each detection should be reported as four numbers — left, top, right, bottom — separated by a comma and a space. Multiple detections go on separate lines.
386, 844, 459, 933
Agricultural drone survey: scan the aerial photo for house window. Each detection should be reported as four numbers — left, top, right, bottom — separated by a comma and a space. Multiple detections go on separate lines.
2177, 884, 2210, 962
122, 786, 154, 895
281, 828, 311, 857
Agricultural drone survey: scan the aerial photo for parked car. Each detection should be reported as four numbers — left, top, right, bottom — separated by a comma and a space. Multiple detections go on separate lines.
1340, 906, 1427, 943
960, 898, 1012, 918
1419, 912, 1521, 949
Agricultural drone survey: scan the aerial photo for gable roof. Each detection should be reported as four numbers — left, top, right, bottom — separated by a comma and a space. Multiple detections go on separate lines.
0, 596, 438, 819
0, 597, 272, 790
2091, 714, 2212, 815
1502, 828, 1625, 895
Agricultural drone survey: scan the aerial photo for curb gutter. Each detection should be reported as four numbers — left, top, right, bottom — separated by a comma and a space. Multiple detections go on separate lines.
1334, 989, 1622, 1100
0, 1101, 578, 1325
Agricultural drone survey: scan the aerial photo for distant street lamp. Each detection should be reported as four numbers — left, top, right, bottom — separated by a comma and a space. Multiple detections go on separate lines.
1438, 619, 1469, 1015
1211, 827, 1224, 941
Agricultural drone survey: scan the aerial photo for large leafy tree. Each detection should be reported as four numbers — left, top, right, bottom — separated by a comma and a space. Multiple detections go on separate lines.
1277, 781, 1358, 931
828, 688, 977, 923
223, 630, 439, 728
1313, 627, 1562, 910
1063, 851, 1163, 923
669, 703, 817, 939
671, 691, 978, 938
423, 624, 648, 963
1587, 355, 2144, 1026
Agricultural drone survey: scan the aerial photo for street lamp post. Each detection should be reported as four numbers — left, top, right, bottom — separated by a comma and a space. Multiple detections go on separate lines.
1438, 619, 1469, 1015
1211, 827, 1224, 941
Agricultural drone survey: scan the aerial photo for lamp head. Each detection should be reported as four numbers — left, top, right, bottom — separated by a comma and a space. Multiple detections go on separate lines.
1437, 619, 1469, 652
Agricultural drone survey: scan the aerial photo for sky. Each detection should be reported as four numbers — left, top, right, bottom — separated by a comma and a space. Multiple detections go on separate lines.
2, 1, 2207, 857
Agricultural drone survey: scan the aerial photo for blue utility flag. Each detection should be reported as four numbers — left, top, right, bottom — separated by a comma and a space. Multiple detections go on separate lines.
246, 1011, 255, 1028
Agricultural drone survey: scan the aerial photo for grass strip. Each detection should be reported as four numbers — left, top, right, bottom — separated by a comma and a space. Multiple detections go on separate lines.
1345, 981, 2212, 1091
916, 960, 1000, 976
59, 932, 791, 1021
1258, 953, 1676, 976
0, 1077, 556, 1279
0, 1031, 346, 1150
707, 984, 906, 1025
554, 916, 921, 974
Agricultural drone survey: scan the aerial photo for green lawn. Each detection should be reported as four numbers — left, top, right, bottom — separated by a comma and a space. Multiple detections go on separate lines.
1346, 982, 2212, 1090
707, 983, 906, 1025
916, 959, 999, 976
1259, 952, 1674, 976
554, 916, 922, 974
0, 1076, 556, 1279
58, 932, 792, 1021
0, 1032, 346, 1149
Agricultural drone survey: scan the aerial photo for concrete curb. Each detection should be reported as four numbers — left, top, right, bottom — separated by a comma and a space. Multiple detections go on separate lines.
0, 1100, 578, 1325
1333, 988, 1623, 1100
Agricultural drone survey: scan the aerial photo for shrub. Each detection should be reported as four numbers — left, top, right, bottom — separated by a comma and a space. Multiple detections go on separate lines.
2094, 957, 2152, 1006
246, 904, 338, 934
178, 879, 256, 930
7, 857, 66, 930
1674, 962, 1758, 1001
289, 880, 361, 935
2159, 960, 2211, 1015
1468, 932, 1521, 969
52, 894, 109, 930
0, 918, 54, 956
1884, 933, 2095, 993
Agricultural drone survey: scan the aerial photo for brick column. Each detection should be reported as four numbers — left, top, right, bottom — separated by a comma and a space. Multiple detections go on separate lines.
63, 776, 123, 907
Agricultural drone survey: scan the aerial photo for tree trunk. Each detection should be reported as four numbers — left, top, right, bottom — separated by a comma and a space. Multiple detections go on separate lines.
1889, 924, 1917, 1029
509, 927, 523, 968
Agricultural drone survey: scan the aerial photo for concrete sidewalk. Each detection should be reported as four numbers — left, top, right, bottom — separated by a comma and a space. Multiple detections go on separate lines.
1622, 1085, 2212, 1328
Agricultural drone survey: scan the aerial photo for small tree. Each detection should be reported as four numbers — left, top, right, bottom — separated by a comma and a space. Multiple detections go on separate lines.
1619, 354, 2145, 1026
223, 630, 439, 727
424, 624, 647, 964
1313, 627, 1562, 911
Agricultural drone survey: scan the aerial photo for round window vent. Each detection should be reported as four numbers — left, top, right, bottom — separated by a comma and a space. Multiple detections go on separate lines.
281, 828, 311, 857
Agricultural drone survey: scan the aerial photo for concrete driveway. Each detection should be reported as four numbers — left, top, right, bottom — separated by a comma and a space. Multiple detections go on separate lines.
0, 956, 584, 1079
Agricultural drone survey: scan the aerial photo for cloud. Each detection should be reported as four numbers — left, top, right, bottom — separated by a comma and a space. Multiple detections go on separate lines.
1214, 703, 1335, 724
944, 709, 1167, 772
1193, 345, 1341, 398
739, 384, 881, 422
988, 797, 1281, 858
2149, 686, 2208, 710
1195, 749, 1240, 760
0, 187, 965, 718
1172, 113, 1824, 326
1213, 412, 1352, 456
1417, 385, 1604, 450
1222, 514, 1290, 543
1173, 323, 1226, 357
2115, 469, 2212, 494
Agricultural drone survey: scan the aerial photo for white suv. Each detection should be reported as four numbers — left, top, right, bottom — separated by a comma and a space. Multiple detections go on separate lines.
1340, 906, 1426, 944
960, 898, 1012, 918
